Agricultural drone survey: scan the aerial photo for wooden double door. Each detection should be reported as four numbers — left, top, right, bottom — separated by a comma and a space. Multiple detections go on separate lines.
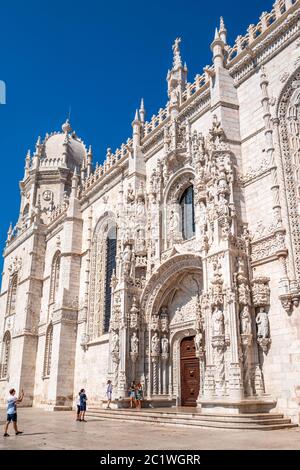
180, 336, 200, 407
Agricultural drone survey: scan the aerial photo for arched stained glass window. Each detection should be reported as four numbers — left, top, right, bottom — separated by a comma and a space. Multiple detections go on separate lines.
180, 186, 195, 240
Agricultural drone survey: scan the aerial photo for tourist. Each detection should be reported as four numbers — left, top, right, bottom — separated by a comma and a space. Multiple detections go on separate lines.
135, 382, 143, 410
106, 380, 113, 409
128, 381, 136, 408
79, 388, 88, 422
76, 391, 81, 421
3, 388, 24, 437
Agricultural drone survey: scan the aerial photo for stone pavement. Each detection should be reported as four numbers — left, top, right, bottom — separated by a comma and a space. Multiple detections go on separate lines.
0, 408, 299, 450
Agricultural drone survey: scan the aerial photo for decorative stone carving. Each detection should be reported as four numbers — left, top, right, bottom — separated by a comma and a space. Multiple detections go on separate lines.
129, 296, 139, 330
160, 308, 169, 332
130, 331, 139, 354
251, 277, 270, 307
8, 256, 22, 275
161, 334, 169, 354
256, 307, 271, 353
111, 330, 119, 353
240, 306, 252, 335
151, 332, 160, 356
212, 306, 225, 336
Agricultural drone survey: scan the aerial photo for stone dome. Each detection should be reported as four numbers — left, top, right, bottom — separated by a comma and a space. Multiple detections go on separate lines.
42, 119, 87, 167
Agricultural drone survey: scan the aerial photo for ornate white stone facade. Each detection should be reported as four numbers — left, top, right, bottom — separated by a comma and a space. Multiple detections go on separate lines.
1, 0, 300, 423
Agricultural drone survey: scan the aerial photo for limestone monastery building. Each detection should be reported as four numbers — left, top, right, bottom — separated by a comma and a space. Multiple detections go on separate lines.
1, 0, 300, 426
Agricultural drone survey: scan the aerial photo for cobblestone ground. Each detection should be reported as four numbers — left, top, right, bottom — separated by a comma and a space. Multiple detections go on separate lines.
0, 408, 299, 450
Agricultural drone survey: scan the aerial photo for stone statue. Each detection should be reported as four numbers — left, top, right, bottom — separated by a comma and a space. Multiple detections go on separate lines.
195, 330, 203, 353
136, 195, 145, 218
256, 307, 270, 339
151, 332, 160, 355
199, 201, 207, 234
127, 184, 135, 204
111, 331, 119, 353
130, 331, 139, 354
212, 306, 225, 336
169, 209, 179, 234
123, 244, 132, 275
240, 306, 252, 335
218, 193, 229, 216
161, 334, 169, 354
170, 89, 178, 106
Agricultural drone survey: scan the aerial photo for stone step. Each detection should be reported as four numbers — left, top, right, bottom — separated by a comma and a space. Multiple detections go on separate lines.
88, 407, 285, 421
86, 410, 297, 431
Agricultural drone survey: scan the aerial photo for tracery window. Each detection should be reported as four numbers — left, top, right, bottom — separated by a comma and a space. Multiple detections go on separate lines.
0, 331, 11, 379
43, 323, 53, 377
6, 274, 18, 316
89, 217, 117, 339
180, 186, 195, 240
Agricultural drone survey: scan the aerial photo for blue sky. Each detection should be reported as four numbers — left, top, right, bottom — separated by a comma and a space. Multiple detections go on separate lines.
0, 0, 273, 262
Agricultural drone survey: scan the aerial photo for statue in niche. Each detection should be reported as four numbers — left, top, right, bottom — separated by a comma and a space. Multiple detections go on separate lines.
151, 332, 160, 355
111, 331, 119, 353
136, 194, 145, 219
130, 331, 139, 354
240, 306, 252, 335
161, 334, 169, 354
218, 193, 229, 216
212, 306, 225, 336
127, 184, 135, 205
195, 330, 203, 353
256, 307, 270, 339
122, 244, 132, 276
198, 201, 207, 234
170, 89, 179, 106
169, 209, 179, 235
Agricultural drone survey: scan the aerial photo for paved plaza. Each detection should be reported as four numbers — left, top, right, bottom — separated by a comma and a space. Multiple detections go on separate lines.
0, 408, 299, 450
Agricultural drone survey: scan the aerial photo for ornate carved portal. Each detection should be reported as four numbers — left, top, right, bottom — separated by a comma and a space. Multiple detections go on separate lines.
139, 255, 204, 404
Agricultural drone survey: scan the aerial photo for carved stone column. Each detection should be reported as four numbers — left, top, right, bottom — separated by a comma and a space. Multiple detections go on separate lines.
211, 335, 226, 396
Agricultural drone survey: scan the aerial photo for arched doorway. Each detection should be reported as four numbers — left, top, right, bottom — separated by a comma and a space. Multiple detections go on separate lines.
180, 336, 200, 407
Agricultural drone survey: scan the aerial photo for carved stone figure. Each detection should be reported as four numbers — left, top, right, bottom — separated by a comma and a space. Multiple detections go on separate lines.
256, 307, 270, 338
161, 334, 169, 354
212, 306, 225, 337
130, 331, 139, 354
123, 244, 132, 275
151, 332, 160, 355
111, 331, 119, 353
240, 306, 252, 335
198, 201, 207, 233
169, 209, 179, 234
195, 330, 203, 353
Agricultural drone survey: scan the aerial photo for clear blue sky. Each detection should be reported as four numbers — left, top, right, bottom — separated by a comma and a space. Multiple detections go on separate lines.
0, 0, 273, 262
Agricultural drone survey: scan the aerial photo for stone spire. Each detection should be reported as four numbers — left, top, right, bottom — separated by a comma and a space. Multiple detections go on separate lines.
167, 37, 187, 112
6, 222, 13, 244
87, 145, 93, 177
129, 108, 145, 176
172, 37, 183, 70
132, 109, 141, 147
211, 27, 225, 69
24, 150, 31, 179
139, 98, 145, 124
219, 17, 227, 44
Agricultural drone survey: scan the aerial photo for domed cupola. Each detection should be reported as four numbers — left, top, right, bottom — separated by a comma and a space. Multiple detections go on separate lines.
38, 119, 87, 171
